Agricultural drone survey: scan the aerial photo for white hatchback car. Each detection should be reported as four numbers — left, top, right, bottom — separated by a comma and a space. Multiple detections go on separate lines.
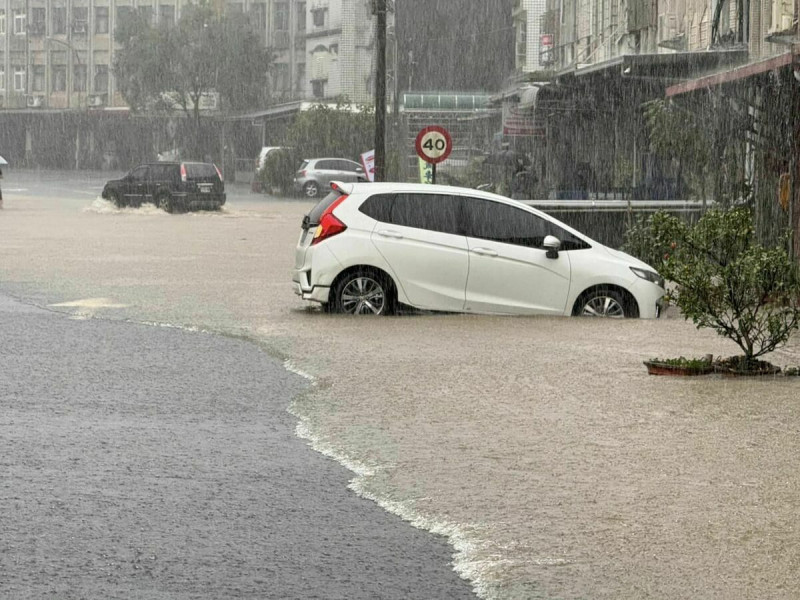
293, 182, 666, 317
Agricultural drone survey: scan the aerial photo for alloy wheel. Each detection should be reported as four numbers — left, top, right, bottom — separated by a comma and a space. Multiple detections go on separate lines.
581, 295, 625, 318
304, 182, 319, 198
339, 276, 386, 315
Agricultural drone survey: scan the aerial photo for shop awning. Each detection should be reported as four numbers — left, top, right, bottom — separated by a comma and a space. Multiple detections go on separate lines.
557, 49, 748, 83
666, 49, 798, 97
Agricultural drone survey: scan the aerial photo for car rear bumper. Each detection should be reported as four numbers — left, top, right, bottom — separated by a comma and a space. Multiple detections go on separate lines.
293, 270, 331, 303
174, 192, 226, 209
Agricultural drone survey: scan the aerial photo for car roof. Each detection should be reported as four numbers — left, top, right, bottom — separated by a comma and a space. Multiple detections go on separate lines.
306, 157, 358, 162
333, 181, 599, 245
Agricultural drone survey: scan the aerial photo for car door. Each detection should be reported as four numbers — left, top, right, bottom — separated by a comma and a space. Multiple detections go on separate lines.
315, 159, 338, 187
462, 196, 572, 315
125, 165, 149, 205
335, 159, 362, 183
368, 193, 469, 311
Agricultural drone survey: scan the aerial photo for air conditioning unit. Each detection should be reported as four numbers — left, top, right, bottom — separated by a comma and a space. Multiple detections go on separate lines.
88, 94, 104, 107
26, 95, 44, 108
769, 0, 796, 33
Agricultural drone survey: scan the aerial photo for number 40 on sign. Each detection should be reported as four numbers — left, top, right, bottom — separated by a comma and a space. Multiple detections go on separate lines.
415, 125, 452, 184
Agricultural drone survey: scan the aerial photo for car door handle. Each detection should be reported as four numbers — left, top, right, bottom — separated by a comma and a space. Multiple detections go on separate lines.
471, 247, 498, 256
377, 230, 404, 239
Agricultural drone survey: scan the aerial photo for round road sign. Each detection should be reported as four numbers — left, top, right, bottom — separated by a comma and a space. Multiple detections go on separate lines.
415, 125, 453, 164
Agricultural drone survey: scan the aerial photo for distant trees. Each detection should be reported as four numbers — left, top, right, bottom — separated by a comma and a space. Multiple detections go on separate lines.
113, 3, 272, 155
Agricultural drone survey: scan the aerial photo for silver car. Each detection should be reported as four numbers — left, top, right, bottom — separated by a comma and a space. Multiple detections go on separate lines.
294, 158, 366, 198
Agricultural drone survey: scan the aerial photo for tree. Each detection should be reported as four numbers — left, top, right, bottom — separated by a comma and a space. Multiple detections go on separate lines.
113, 3, 271, 156
644, 99, 711, 200
286, 101, 375, 161
623, 208, 800, 366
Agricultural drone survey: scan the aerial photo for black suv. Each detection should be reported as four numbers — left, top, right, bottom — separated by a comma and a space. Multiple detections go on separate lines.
101, 161, 226, 212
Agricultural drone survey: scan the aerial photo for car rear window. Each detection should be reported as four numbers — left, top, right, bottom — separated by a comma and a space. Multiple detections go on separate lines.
184, 163, 217, 178
305, 190, 345, 228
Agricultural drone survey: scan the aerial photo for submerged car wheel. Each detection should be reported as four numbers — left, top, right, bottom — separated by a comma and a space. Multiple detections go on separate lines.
576, 288, 630, 318
156, 192, 173, 213
303, 181, 320, 198
333, 270, 395, 315
109, 191, 126, 208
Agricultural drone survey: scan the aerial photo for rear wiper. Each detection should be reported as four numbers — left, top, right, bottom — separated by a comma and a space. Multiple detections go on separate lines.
301, 214, 311, 230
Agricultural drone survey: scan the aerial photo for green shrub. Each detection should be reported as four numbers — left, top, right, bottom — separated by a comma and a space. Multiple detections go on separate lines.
256, 148, 302, 195
625, 207, 800, 364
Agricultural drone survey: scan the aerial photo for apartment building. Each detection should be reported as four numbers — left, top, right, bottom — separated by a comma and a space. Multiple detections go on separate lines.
0, 0, 376, 111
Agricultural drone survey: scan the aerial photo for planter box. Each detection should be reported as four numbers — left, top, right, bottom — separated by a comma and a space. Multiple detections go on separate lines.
643, 360, 714, 376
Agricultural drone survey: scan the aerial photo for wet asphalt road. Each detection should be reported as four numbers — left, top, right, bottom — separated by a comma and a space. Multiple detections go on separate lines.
0, 293, 476, 599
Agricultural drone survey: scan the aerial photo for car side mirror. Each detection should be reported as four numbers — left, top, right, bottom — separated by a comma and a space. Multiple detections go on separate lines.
543, 235, 561, 259
356, 166, 364, 173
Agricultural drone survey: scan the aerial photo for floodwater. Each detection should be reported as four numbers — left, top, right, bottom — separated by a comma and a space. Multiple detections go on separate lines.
2, 173, 800, 599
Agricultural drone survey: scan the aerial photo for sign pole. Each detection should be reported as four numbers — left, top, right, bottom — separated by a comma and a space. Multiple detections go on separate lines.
373, 0, 387, 182
432, 163, 437, 185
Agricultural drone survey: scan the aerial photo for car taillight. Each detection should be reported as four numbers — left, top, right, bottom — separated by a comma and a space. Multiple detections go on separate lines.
180, 163, 187, 182
214, 164, 223, 182
298, 170, 306, 177
311, 195, 348, 245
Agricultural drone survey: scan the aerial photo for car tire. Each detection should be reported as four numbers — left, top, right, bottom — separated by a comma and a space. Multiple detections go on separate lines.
109, 192, 126, 208
156, 192, 173, 213
303, 181, 320, 198
574, 288, 634, 318
332, 269, 395, 316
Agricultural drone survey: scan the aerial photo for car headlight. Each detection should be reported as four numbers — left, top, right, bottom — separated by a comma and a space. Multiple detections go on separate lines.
630, 266, 665, 289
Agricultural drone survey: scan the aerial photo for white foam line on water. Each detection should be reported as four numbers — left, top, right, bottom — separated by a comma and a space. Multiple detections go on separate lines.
284, 358, 498, 599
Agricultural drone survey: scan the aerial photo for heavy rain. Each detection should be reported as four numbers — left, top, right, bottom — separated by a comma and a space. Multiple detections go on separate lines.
2, 0, 800, 598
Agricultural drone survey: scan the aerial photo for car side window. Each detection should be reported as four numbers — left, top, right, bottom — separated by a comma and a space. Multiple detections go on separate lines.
464, 197, 589, 250
129, 166, 148, 182
389, 193, 464, 236
338, 160, 358, 172
358, 194, 394, 222
317, 160, 335, 170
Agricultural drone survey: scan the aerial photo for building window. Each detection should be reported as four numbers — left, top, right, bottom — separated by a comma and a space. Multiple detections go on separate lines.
0, 11, 5, 35
0, 68, 5, 91
95, 7, 109, 34
29, 8, 46, 35
73, 64, 87, 91
249, 2, 266, 31
272, 63, 289, 94
297, 2, 306, 31
311, 8, 326, 28
52, 65, 66, 91
274, 2, 288, 30
52, 7, 66, 35
94, 64, 109, 93
138, 6, 153, 25
296, 62, 305, 93
13, 67, 25, 91
158, 5, 174, 25
13, 11, 26, 35
32, 65, 45, 92
311, 79, 325, 98
72, 7, 88, 34
226, 3, 243, 15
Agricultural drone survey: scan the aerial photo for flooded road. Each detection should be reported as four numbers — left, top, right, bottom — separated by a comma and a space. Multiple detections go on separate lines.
2, 171, 800, 599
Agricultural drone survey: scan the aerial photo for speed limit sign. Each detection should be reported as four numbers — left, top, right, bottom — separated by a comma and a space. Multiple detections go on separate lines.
415, 126, 453, 164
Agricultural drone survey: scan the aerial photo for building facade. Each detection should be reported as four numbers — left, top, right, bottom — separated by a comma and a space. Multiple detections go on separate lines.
0, 0, 376, 112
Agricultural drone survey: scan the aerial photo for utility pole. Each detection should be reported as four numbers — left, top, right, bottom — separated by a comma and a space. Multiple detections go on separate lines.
372, 0, 387, 182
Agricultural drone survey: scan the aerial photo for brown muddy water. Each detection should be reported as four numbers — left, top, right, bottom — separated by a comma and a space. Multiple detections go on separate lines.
2, 186, 799, 599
